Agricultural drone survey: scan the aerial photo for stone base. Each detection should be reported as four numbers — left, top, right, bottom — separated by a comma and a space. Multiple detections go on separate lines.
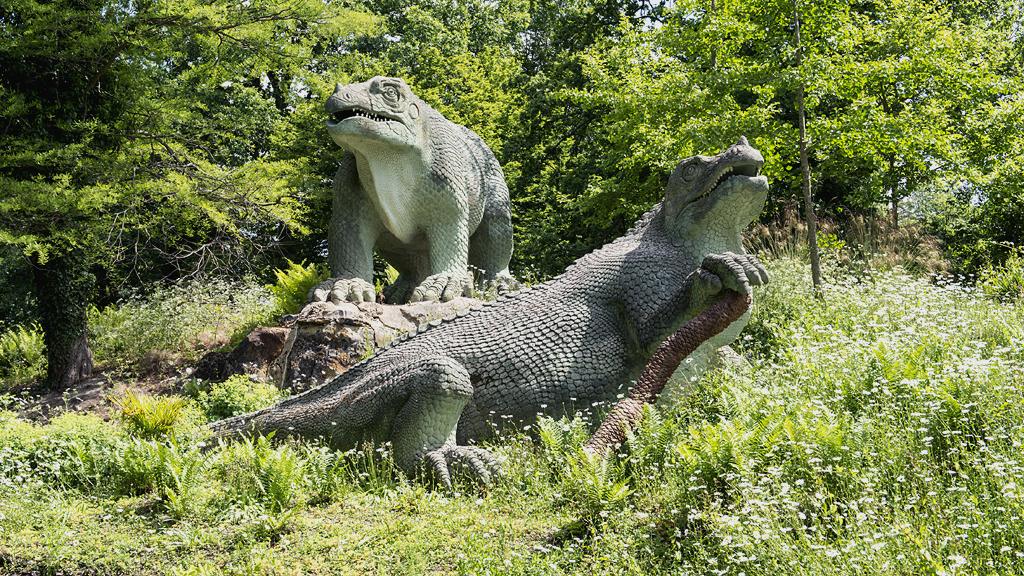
193, 297, 479, 391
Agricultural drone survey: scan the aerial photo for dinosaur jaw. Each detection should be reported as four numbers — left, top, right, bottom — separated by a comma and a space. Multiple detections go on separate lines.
326, 105, 418, 149
328, 107, 395, 125
689, 171, 769, 220
696, 161, 764, 202
672, 170, 768, 249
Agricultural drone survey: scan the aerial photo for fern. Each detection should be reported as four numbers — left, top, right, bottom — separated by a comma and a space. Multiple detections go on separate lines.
267, 259, 328, 315
0, 323, 46, 387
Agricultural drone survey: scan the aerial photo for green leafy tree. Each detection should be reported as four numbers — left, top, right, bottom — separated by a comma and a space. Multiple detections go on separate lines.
0, 0, 372, 389
525, 0, 1019, 275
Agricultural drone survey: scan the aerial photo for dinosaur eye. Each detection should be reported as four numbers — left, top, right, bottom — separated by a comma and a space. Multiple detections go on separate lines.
682, 163, 699, 181
382, 85, 400, 102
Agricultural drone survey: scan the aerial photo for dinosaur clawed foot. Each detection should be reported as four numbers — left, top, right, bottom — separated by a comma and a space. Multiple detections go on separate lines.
309, 277, 377, 304
698, 252, 769, 297
383, 275, 418, 304
410, 271, 472, 303
422, 444, 502, 488
485, 271, 521, 296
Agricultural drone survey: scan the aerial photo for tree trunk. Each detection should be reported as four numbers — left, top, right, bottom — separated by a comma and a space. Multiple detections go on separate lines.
794, 2, 823, 297
30, 250, 95, 390
888, 156, 899, 229
266, 71, 291, 114
585, 290, 751, 455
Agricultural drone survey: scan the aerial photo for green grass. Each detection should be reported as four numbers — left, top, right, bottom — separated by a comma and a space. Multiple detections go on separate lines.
2, 257, 1023, 575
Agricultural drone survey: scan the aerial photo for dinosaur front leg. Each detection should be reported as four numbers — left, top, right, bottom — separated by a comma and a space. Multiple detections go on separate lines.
409, 219, 473, 303
310, 153, 381, 304
387, 357, 500, 486
636, 252, 768, 352
468, 198, 519, 295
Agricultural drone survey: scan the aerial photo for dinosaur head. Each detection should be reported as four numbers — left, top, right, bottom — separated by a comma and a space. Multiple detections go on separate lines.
325, 76, 427, 151
663, 137, 768, 245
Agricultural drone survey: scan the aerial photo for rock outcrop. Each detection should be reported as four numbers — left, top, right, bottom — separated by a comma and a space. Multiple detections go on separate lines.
194, 298, 479, 392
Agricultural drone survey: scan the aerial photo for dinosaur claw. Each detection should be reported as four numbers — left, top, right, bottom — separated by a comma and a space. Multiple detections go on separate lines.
310, 277, 377, 304
743, 253, 770, 285
421, 444, 501, 488
425, 450, 453, 488
309, 279, 335, 302
700, 252, 762, 296
481, 271, 520, 296
411, 272, 471, 303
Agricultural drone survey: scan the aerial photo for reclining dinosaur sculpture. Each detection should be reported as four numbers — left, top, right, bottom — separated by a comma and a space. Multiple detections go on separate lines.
215, 138, 770, 485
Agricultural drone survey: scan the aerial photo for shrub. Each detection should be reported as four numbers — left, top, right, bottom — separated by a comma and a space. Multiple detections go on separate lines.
267, 259, 328, 315
88, 277, 277, 372
0, 323, 45, 388
192, 374, 283, 421
1, 408, 215, 514
979, 246, 1024, 302
112, 389, 196, 438
0, 411, 129, 492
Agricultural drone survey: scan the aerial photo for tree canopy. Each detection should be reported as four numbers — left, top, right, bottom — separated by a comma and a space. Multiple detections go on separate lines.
2, 0, 1021, 387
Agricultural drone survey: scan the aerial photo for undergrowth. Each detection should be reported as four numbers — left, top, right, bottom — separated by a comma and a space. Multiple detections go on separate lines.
267, 259, 328, 316
0, 323, 45, 389
1, 258, 1022, 575
88, 277, 277, 374
980, 245, 1024, 302
185, 374, 284, 420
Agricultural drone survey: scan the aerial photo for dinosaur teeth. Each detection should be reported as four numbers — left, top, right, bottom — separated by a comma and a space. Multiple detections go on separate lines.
331, 109, 391, 123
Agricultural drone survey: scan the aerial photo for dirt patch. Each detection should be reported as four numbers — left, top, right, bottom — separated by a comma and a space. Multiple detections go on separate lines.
10, 372, 180, 423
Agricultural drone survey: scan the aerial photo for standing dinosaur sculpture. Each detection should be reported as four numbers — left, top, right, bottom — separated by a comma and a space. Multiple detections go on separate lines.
309, 76, 517, 304
215, 138, 770, 486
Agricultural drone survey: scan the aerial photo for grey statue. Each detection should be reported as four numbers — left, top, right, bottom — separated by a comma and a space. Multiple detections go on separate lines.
309, 76, 517, 304
216, 138, 770, 486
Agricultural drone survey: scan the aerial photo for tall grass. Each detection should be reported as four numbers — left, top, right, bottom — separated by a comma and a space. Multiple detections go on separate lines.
1, 258, 1022, 574
533, 257, 1024, 574
745, 210, 948, 275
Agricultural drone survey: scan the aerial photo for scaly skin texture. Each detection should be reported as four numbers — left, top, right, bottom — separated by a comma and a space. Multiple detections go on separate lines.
310, 76, 517, 304
216, 138, 770, 486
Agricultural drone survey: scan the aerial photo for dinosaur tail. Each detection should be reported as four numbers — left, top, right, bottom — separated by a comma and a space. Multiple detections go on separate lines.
209, 409, 265, 440
208, 375, 347, 443
585, 289, 751, 455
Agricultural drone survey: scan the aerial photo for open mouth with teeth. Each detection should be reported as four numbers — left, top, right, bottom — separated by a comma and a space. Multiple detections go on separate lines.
696, 161, 763, 202
328, 108, 392, 125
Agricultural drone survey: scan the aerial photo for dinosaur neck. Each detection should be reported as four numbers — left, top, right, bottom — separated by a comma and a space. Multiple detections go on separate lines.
351, 146, 430, 243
